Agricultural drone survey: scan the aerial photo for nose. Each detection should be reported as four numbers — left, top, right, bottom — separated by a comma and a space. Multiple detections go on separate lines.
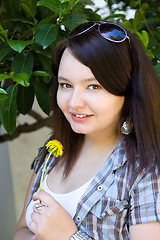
69, 88, 85, 109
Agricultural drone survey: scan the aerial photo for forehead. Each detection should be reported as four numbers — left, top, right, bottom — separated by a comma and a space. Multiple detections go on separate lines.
58, 48, 95, 80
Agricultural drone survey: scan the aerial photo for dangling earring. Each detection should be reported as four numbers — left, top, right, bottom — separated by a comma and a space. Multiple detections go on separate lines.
121, 120, 133, 135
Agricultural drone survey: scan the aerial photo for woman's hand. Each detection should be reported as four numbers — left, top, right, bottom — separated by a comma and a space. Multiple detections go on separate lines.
29, 190, 78, 240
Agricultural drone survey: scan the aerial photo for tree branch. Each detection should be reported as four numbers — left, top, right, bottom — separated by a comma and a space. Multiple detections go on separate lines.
28, 110, 44, 121
0, 117, 51, 143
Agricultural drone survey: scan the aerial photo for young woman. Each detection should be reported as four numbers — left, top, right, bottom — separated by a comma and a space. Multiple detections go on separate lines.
13, 22, 160, 240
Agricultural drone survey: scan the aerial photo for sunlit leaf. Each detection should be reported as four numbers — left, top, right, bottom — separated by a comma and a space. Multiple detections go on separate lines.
37, 0, 61, 14
32, 71, 50, 77
0, 74, 10, 82
0, 25, 8, 38
7, 39, 34, 53
0, 88, 8, 100
14, 73, 30, 87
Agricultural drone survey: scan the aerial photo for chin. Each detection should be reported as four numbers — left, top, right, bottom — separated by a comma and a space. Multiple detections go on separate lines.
71, 127, 88, 134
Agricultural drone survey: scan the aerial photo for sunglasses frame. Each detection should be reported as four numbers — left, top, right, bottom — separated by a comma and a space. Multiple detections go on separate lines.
73, 22, 130, 43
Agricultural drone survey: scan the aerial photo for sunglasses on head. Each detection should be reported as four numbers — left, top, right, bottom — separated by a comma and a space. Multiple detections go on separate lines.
71, 22, 130, 43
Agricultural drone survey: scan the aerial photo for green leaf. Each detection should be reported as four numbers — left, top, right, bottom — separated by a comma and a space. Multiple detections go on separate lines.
121, 20, 133, 31
136, 30, 149, 47
5, 16, 34, 25
17, 84, 34, 115
133, 3, 149, 31
0, 26, 8, 39
59, 0, 68, 3
149, 35, 158, 48
0, 84, 18, 134
154, 49, 160, 61
104, 13, 126, 20
61, 13, 87, 30
3, 0, 19, 16
0, 74, 10, 82
130, 0, 139, 8
144, 47, 155, 59
37, 0, 61, 14
34, 82, 50, 115
133, 9, 144, 30
154, 63, 160, 77
14, 73, 30, 87
39, 54, 52, 75
7, 39, 34, 53
35, 24, 58, 49
32, 71, 50, 77
20, 0, 37, 19
0, 42, 11, 61
0, 88, 8, 100
36, 15, 54, 30
32, 43, 52, 58
11, 52, 34, 77
20, 3, 35, 20
141, 30, 149, 47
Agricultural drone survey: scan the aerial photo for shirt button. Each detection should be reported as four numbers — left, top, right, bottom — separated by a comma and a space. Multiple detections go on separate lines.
97, 185, 103, 191
76, 216, 81, 222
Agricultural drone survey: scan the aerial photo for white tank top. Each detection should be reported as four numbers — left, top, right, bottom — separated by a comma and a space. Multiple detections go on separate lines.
25, 174, 93, 228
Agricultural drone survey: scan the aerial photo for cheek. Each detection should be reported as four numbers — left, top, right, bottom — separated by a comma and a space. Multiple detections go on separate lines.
56, 90, 67, 112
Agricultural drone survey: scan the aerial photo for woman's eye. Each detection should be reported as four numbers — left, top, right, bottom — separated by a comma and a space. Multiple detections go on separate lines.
88, 84, 101, 90
59, 83, 72, 89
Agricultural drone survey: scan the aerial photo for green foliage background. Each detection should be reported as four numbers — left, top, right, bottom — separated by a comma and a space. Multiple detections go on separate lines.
0, 0, 159, 137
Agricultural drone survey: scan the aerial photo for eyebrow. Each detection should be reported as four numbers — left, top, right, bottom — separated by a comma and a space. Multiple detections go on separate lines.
58, 76, 97, 82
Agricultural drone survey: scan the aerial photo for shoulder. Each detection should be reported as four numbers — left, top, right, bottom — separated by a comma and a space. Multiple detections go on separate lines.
31, 138, 51, 173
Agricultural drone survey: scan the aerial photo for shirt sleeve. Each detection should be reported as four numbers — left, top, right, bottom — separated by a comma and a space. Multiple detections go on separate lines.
129, 168, 160, 225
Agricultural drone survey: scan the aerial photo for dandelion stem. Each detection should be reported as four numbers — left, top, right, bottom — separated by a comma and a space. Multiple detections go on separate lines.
39, 151, 52, 191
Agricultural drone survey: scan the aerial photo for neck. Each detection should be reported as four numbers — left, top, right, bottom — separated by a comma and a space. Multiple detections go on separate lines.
83, 132, 119, 154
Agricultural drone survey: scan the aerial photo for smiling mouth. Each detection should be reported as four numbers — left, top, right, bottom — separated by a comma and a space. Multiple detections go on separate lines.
74, 114, 88, 118
71, 113, 93, 121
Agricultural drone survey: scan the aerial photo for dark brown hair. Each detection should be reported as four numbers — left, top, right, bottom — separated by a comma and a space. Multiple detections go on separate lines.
38, 22, 160, 177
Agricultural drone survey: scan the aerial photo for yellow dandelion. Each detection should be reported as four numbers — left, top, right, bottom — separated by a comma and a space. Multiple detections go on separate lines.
39, 140, 63, 191
46, 139, 63, 157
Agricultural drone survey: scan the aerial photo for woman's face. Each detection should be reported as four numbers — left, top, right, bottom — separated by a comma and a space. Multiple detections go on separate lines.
57, 48, 124, 138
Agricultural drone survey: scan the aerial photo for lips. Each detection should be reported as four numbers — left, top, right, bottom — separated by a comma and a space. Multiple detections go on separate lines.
70, 112, 93, 122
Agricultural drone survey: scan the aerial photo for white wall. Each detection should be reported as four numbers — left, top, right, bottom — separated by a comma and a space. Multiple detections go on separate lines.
0, 100, 51, 240
9, 123, 50, 220
9, 101, 51, 221
0, 131, 16, 240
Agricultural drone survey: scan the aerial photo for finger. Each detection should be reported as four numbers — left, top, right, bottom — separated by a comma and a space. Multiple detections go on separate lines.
31, 211, 41, 223
29, 220, 37, 234
33, 190, 58, 207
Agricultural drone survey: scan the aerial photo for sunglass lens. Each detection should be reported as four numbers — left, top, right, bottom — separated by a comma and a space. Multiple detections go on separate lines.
99, 23, 126, 42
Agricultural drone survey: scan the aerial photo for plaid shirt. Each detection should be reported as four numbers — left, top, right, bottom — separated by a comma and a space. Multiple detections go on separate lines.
27, 138, 160, 240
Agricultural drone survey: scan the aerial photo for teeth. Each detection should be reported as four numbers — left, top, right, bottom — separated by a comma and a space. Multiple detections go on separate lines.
75, 114, 87, 118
